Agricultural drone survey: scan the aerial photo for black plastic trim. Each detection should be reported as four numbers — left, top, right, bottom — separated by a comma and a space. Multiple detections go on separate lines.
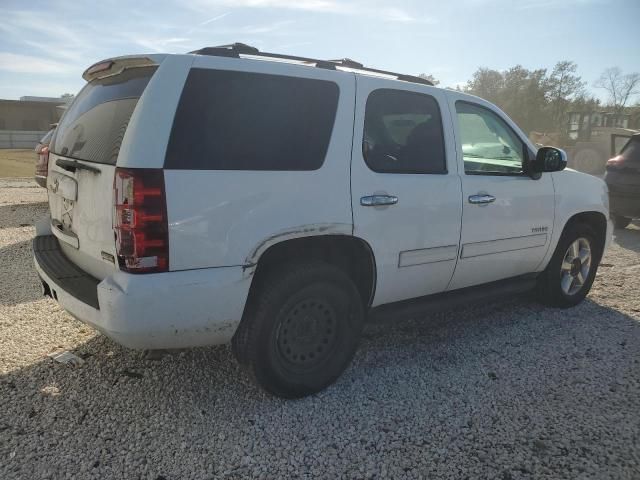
189, 43, 433, 86
33, 235, 100, 309
369, 273, 538, 322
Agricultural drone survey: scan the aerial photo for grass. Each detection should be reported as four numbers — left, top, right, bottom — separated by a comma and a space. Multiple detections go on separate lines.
0, 149, 36, 178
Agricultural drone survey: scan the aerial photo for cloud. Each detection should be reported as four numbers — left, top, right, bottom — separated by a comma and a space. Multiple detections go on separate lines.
464, 0, 601, 9
199, 12, 232, 25
0, 53, 69, 74
191, 0, 434, 23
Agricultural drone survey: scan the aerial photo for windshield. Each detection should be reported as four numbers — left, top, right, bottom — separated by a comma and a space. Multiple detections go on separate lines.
51, 66, 156, 165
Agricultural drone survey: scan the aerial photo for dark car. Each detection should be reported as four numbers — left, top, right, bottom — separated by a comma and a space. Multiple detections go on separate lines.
34, 126, 56, 188
605, 133, 640, 229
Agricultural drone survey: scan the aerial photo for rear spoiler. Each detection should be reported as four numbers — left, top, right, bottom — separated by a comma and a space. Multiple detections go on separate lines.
82, 55, 164, 82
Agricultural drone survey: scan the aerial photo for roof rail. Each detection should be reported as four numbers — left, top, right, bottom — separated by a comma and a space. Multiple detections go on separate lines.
189, 43, 336, 70
189, 43, 434, 86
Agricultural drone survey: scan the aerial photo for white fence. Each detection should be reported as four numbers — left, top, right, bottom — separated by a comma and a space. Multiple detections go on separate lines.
0, 130, 47, 149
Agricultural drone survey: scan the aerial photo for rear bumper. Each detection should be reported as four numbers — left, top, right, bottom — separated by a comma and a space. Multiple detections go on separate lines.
33, 235, 251, 349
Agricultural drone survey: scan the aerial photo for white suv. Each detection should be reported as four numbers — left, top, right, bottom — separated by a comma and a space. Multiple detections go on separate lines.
33, 43, 612, 398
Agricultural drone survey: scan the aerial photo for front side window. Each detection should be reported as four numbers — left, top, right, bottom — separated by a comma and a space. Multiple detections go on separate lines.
363, 89, 446, 174
456, 102, 525, 175
165, 69, 339, 171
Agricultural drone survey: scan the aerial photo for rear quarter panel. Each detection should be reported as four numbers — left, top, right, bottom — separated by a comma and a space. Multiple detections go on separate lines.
163, 57, 356, 270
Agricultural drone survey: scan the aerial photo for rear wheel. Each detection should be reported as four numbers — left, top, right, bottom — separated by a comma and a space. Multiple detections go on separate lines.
612, 215, 632, 229
232, 262, 364, 398
537, 223, 602, 308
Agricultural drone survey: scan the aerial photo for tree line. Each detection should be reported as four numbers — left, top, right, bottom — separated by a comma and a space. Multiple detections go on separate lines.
421, 63, 640, 136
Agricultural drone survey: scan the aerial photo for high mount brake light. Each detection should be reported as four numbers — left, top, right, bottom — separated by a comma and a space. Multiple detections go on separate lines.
85, 60, 113, 77
113, 168, 169, 273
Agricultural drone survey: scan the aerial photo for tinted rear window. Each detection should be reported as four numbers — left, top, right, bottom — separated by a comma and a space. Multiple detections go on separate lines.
164, 69, 339, 170
52, 66, 156, 165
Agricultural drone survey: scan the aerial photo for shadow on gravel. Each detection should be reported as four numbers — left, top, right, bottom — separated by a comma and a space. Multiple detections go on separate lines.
0, 202, 48, 229
613, 224, 640, 253
1, 295, 639, 478
0, 238, 43, 305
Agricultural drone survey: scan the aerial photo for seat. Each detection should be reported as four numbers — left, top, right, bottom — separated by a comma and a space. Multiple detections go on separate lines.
402, 121, 445, 173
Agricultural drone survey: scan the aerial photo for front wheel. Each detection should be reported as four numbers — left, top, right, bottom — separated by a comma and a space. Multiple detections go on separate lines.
537, 223, 602, 308
232, 262, 364, 398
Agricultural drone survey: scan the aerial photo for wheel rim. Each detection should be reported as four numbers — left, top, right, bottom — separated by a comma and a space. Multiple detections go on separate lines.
276, 298, 338, 368
560, 237, 592, 296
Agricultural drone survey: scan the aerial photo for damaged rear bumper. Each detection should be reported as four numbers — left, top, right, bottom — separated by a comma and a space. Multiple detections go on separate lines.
33, 235, 251, 349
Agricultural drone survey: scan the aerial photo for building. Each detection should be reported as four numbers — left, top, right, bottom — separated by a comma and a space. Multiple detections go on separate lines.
0, 98, 65, 131
0, 97, 70, 148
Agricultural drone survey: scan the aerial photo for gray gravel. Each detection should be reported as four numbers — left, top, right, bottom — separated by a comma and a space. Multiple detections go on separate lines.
1, 177, 639, 479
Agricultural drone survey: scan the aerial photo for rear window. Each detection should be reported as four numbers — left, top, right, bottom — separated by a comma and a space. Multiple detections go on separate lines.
51, 66, 156, 165
164, 69, 339, 171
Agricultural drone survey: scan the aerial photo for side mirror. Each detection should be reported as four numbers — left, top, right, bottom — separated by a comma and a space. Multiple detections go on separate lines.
532, 146, 567, 173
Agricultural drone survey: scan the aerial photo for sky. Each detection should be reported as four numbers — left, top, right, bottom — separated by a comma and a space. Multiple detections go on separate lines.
0, 0, 638, 101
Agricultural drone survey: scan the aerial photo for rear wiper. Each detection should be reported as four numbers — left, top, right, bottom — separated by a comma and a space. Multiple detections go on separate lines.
56, 159, 101, 174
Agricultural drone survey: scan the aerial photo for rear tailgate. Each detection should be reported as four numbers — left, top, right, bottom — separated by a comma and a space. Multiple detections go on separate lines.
48, 62, 158, 280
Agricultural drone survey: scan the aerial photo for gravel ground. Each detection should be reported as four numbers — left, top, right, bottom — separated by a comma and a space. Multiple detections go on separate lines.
1, 178, 639, 480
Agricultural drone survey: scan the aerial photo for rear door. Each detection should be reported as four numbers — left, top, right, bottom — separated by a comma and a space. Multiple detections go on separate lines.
351, 77, 462, 306
47, 63, 158, 279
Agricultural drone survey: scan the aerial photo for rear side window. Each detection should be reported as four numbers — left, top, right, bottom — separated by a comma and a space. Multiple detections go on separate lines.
363, 89, 446, 174
52, 66, 156, 165
165, 69, 339, 170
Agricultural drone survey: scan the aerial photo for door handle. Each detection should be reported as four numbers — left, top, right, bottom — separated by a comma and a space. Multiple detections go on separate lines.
468, 194, 496, 205
360, 195, 398, 207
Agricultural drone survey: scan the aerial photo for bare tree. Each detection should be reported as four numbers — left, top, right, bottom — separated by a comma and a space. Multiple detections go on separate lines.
594, 67, 640, 113
418, 73, 439, 86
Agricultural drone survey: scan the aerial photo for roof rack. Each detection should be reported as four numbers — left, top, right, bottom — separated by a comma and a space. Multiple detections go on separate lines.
189, 43, 434, 86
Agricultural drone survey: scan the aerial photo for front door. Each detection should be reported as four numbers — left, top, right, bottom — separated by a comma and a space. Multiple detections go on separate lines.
446, 94, 555, 290
351, 77, 462, 306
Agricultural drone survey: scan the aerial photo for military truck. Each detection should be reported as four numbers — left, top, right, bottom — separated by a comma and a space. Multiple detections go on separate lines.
530, 111, 639, 175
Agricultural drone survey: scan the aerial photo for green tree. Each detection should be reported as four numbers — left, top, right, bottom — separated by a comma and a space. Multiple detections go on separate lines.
547, 61, 586, 129
465, 66, 552, 134
464, 67, 503, 105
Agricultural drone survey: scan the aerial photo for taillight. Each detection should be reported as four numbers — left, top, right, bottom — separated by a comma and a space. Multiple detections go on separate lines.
36, 146, 49, 175
606, 155, 624, 169
113, 168, 169, 273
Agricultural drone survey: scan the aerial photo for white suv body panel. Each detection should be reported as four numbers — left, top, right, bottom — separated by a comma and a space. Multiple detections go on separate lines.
444, 91, 557, 290
33, 52, 613, 350
33, 257, 250, 349
165, 56, 356, 270
350, 75, 463, 306
117, 54, 195, 169
545, 169, 613, 264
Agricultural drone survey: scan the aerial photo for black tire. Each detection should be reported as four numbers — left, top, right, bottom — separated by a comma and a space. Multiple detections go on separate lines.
536, 223, 602, 308
612, 215, 632, 229
232, 262, 364, 398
